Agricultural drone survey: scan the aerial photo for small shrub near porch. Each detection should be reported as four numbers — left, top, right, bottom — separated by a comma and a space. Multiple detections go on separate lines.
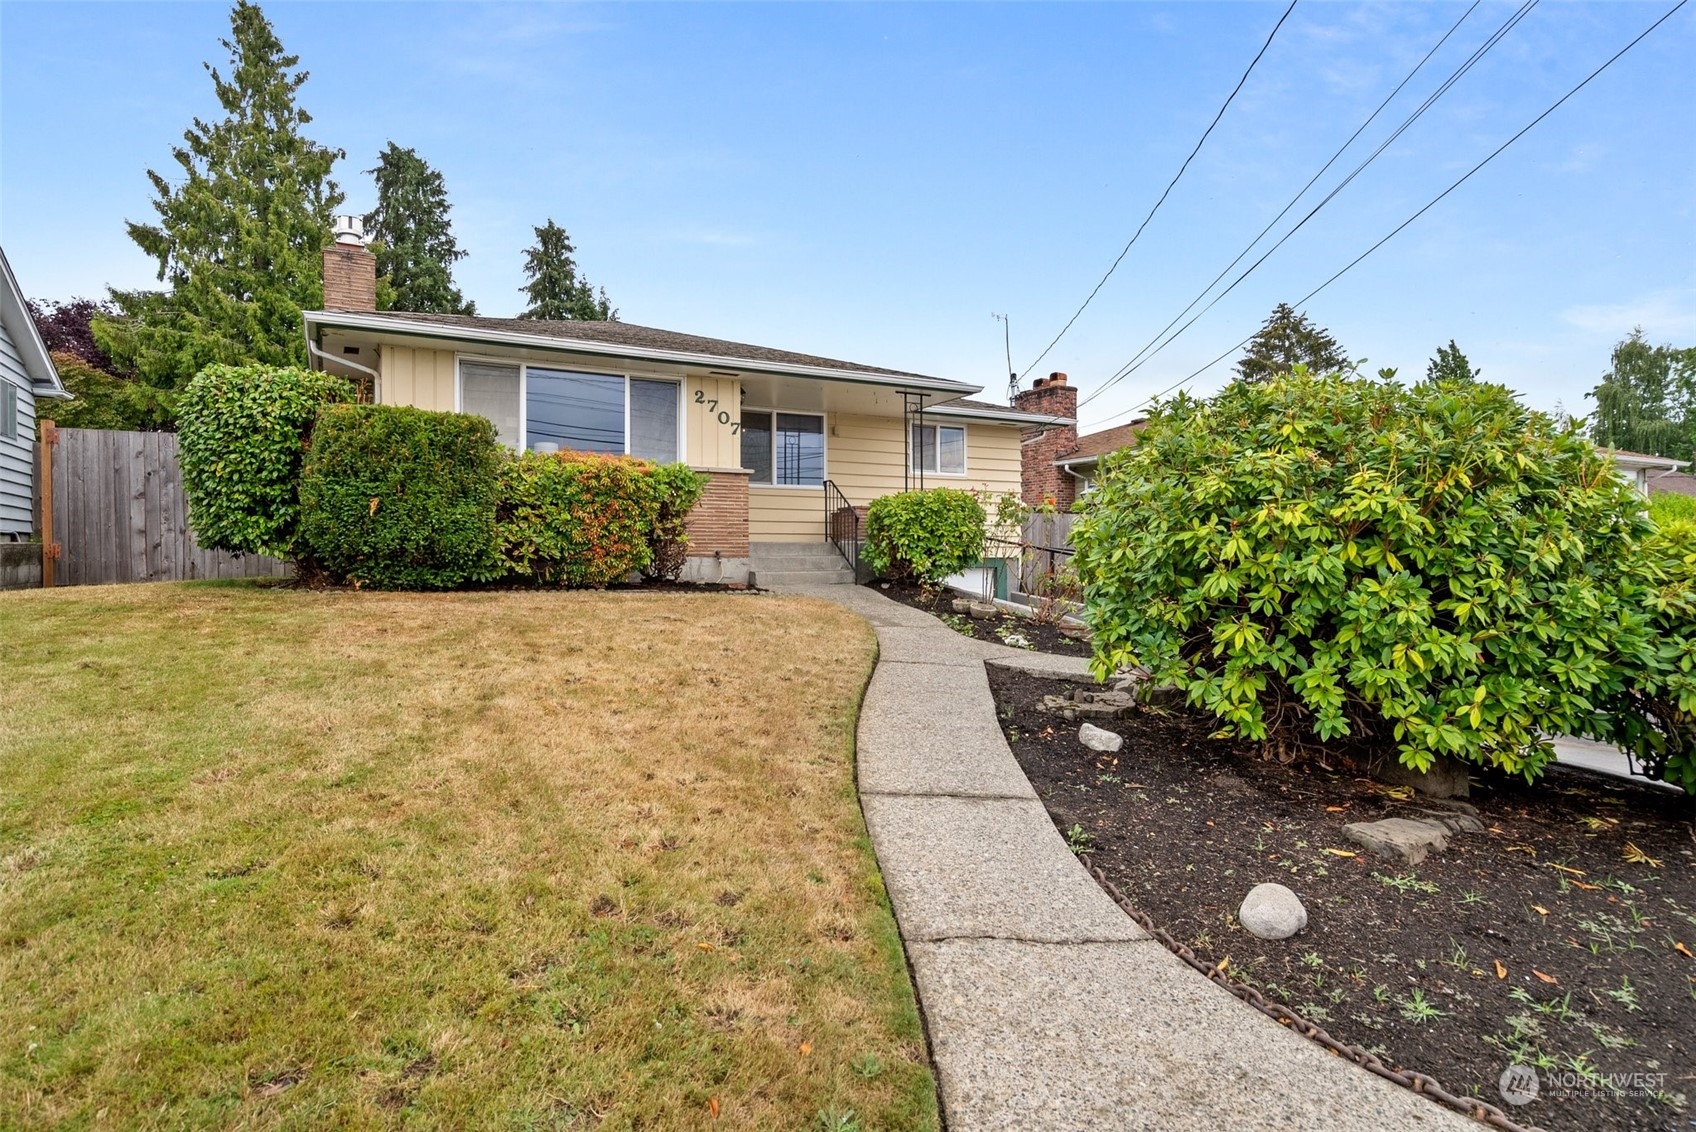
864, 488, 986, 584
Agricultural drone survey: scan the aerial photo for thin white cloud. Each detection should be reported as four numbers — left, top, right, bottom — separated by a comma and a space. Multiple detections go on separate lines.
1561, 288, 1696, 340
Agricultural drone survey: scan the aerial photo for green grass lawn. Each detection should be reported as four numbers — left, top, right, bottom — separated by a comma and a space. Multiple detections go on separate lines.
0, 584, 935, 1131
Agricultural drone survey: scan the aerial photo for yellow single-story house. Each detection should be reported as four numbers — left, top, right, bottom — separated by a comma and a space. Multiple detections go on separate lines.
304, 220, 1066, 585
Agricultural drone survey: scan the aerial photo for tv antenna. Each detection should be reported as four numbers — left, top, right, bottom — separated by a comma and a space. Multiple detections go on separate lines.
992, 313, 1015, 400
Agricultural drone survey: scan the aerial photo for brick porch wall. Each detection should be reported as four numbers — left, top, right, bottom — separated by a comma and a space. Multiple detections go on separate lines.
685, 468, 750, 557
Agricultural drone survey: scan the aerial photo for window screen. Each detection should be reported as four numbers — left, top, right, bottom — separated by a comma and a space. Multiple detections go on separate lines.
460, 362, 520, 448
774, 413, 824, 486
741, 410, 772, 484
527, 368, 624, 453
630, 379, 678, 462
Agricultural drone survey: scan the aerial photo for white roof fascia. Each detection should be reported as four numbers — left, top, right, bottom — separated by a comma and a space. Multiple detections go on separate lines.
0, 246, 69, 398
305, 310, 982, 396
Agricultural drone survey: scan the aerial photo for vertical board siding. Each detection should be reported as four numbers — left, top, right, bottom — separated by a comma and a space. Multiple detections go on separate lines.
684, 375, 741, 468
48, 428, 290, 586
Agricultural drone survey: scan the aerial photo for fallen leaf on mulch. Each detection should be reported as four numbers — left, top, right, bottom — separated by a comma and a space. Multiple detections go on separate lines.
1547, 863, 1586, 876
1533, 970, 1559, 984
1531, 905, 1550, 916
1675, 942, 1693, 959
1494, 960, 1507, 979
1623, 842, 1662, 867
1323, 848, 1357, 857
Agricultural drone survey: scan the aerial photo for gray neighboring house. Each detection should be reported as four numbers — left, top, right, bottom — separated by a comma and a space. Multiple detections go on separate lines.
0, 246, 70, 540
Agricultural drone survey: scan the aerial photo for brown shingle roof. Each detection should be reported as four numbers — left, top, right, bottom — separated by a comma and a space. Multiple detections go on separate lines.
1650, 469, 1696, 498
1056, 421, 1146, 465
350, 310, 944, 383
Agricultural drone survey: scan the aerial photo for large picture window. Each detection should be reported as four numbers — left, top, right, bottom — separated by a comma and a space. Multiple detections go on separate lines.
455, 359, 680, 460
911, 423, 966, 475
741, 410, 824, 487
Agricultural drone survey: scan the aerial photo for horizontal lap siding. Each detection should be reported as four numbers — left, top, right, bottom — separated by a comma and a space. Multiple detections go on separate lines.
0, 329, 39, 536
748, 485, 824, 541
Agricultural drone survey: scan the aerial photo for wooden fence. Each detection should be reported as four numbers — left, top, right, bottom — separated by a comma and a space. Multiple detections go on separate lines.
41, 424, 290, 587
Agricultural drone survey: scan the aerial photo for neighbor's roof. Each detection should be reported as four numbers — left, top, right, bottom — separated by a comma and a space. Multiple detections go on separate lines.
0, 246, 68, 399
305, 309, 983, 395
1054, 420, 1147, 467
1602, 447, 1688, 471
1649, 469, 1696, 498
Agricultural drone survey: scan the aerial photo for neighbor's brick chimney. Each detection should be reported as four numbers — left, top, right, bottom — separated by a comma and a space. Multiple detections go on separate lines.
322, 215, 377, 312
1013, 371, 1079, 508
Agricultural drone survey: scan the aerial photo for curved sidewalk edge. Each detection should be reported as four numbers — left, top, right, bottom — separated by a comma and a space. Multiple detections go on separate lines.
774, 583, 1471, 1132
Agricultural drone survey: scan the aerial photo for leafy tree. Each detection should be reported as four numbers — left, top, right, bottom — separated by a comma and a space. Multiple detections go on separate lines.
28, 299, 123, 373
518, 220, 615, 321
363, 143, 475, 315
94, 0, 343, 387
1073, 370, 1665, 785
48, 353, 178, 431
1235, 303, 1348, 382
1425, 339, 1479, 384
1588, 328, 1696, 462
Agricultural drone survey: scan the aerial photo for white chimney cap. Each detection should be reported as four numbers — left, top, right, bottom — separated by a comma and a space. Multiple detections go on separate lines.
332, 215, 366, 247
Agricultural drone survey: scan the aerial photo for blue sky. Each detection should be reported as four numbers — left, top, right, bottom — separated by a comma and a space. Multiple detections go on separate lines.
2, 1, 1691, 429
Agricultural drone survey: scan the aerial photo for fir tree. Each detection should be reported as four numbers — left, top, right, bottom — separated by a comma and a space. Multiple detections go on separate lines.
518, 220, 615, 321
95, 0, 343, 386
1426, 339, 1480, 384
1236, 303, 1348, 382
364, 143, 474, 315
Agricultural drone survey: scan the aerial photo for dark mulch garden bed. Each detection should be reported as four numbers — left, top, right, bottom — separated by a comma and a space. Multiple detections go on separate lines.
869, 580, 1090, 655
988, 665, 1696, 1132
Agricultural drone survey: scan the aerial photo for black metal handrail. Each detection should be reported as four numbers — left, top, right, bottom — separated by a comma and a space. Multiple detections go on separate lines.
823, 480, 859, 581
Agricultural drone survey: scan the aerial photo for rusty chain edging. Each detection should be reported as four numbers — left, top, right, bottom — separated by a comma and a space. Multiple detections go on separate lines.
1077, 853, 1546, 1132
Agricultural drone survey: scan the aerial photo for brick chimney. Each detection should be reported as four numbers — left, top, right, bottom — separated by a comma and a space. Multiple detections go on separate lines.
322, 215, 377, 312
1013, 371, 1079, 507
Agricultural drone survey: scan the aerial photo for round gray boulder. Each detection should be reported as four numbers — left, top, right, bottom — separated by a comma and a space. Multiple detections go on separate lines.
1238, 882, 1307, 940
1078, 722, 1124, 753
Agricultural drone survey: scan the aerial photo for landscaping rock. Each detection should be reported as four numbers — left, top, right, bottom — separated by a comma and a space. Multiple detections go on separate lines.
1238, 882, 1307, 940
1078, 723, 1123, 753
1367, 753, 1472, 799
1343, 817, 1450, 866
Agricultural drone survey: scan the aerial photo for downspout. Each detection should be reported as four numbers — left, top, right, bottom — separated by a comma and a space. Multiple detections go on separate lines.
307, 339, 381, 403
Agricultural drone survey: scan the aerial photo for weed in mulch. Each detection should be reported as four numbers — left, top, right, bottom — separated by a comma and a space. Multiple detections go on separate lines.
870, 581, 1090, 655
989, 666, 1696, 1132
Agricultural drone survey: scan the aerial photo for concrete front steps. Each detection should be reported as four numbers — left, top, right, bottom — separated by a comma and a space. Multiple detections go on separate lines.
749, 541, 856, 588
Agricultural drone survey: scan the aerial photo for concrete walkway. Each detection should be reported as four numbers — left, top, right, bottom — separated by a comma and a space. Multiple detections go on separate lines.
776, 583, 1471, 1132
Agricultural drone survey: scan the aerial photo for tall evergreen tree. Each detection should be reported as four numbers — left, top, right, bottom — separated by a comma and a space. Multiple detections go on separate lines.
1426, 339, 1480, 384
1236, 303, 1348, 382
1588, 328, 1696, 461
364, 143, 474, 315
518, 220, 615, 321
94, 0, 343, 387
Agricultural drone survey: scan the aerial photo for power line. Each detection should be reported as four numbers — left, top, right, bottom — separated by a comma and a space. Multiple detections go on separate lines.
1016, 0, 1298, 382
1088, 0, 1690, 428
1079, 0, 1537, 412
1071, 0, 1485, 413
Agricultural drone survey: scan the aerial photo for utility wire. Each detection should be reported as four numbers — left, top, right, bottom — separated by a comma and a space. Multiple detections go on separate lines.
1088, 0, 1690, 428
1079, 0, 1536, 412
1016, 0, 1298, 384
1071, 0, 1483, 412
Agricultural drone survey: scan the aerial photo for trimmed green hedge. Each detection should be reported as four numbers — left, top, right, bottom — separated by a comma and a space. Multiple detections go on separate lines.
176, 364, 354, 558
864, 488, 986, 584
299, 404, 503, 590
496, 451, 704, 587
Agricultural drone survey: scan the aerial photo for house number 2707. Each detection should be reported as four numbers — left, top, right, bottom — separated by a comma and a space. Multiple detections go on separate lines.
694, 389, 740, 433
